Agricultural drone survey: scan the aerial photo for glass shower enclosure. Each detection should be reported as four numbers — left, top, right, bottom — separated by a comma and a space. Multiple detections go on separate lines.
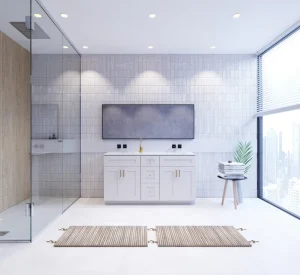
0, 0, 81, 242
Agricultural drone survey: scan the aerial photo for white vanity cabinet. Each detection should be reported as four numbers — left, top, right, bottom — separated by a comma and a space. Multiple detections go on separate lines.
159, 156, 196, 201
104, 156, 141, 201
104, 152, 196, 204
141, 156, 160, 201
160, 167, 196, 201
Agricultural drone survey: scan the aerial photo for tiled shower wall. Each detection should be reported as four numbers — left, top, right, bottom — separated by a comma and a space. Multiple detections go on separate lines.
32, 55, 81, 140
81, 54, 257, 198
31, 54, 81, 199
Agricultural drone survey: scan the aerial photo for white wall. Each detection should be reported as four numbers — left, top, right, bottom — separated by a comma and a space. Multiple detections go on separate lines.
31, 54, 81, 199
81, 54, 257, 198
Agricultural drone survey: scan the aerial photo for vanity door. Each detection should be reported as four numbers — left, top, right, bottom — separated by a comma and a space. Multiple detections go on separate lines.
104, 167, 140, 201
104, 167, 122, 201
160, 167, 196, 201
118, 167, 140, 201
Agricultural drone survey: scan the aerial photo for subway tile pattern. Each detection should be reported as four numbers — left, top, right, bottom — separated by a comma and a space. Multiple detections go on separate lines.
81, 55, 258, 198
31, 153, 81, 198
32, 55, 81, 140
32, 104, 58, 139
31, 54, 81, 202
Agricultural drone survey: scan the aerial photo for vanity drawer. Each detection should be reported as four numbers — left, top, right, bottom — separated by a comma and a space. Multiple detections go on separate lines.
141, 156, 159, 167
104, 156, 140, 167
141, 184, 159, 201
160, 156, 196, 167
141, 167, 160, 184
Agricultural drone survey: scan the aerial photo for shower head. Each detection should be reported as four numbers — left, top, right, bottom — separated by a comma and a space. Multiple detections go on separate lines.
10, 16, 50, 39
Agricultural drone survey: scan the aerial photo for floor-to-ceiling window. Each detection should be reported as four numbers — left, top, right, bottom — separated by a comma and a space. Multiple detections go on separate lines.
258, 26, 300, 218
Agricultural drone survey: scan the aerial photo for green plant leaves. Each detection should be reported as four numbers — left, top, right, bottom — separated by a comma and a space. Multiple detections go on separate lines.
233, 141, 253, 174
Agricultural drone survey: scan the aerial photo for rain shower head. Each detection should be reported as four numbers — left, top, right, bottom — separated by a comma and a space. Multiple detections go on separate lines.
10, 16, 50, 39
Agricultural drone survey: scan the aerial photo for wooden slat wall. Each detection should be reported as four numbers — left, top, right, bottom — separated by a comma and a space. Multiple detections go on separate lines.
0, 32, 3, 213
0, 31, 30, 213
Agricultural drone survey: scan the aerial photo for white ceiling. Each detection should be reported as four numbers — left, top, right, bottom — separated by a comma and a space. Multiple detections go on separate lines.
1, 0, 300, 54
39, 0, 300, 54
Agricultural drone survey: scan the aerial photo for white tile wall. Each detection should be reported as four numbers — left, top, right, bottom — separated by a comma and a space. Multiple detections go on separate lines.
31, 54, 81, 200
81, 54, 258, 198
32, 104, 58, 139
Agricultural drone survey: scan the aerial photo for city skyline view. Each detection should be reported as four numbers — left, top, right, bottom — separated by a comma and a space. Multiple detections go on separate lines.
263, 109, 300, 216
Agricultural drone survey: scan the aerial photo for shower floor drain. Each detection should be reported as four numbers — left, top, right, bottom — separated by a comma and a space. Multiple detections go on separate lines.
0, 231, 9, 236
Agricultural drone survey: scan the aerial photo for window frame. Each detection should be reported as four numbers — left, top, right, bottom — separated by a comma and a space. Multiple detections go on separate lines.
257, 26, 300, 220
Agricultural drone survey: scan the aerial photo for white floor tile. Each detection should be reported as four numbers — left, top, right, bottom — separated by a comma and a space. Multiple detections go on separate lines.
0, 198, 300, 275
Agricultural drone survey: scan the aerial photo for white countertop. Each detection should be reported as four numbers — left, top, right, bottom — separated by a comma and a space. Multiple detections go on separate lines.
104, 151, 196, 156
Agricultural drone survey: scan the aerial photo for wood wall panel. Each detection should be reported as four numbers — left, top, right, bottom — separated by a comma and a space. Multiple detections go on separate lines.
0, 31, 30, 213
0, 32, 3, 213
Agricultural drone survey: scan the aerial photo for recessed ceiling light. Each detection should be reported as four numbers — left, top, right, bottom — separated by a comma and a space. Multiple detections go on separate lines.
233, 13, 241, 19
210, 46, 216, 49
34, 14, 42, 18
148, 46, 154, 49
149, 13, 156, 19
61, 13, 68, 18
63, 46, 68, 49
83, 46, 88, 49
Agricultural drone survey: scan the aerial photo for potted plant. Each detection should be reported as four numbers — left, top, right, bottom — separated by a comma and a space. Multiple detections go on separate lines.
233, 141, 253, 203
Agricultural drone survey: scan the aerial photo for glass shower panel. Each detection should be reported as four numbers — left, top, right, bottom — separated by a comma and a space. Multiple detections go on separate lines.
31, 0, 63, 238
62, 38, 81, 211
0, 0, 31, 241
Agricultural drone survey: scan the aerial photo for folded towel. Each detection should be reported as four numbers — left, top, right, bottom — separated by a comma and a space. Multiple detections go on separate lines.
218, 162, 244, 166
219, 167, 245, 171
218, 161, 245, 179
218, 171, 244, 175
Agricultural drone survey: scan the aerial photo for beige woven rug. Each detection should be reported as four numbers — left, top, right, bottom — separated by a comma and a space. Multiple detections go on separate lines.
54, 226, 148, 247
156, 226, 252, 247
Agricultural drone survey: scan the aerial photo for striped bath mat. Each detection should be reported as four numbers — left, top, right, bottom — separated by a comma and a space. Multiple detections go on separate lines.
156, 226, 252, 247
54, 226, 148, 247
